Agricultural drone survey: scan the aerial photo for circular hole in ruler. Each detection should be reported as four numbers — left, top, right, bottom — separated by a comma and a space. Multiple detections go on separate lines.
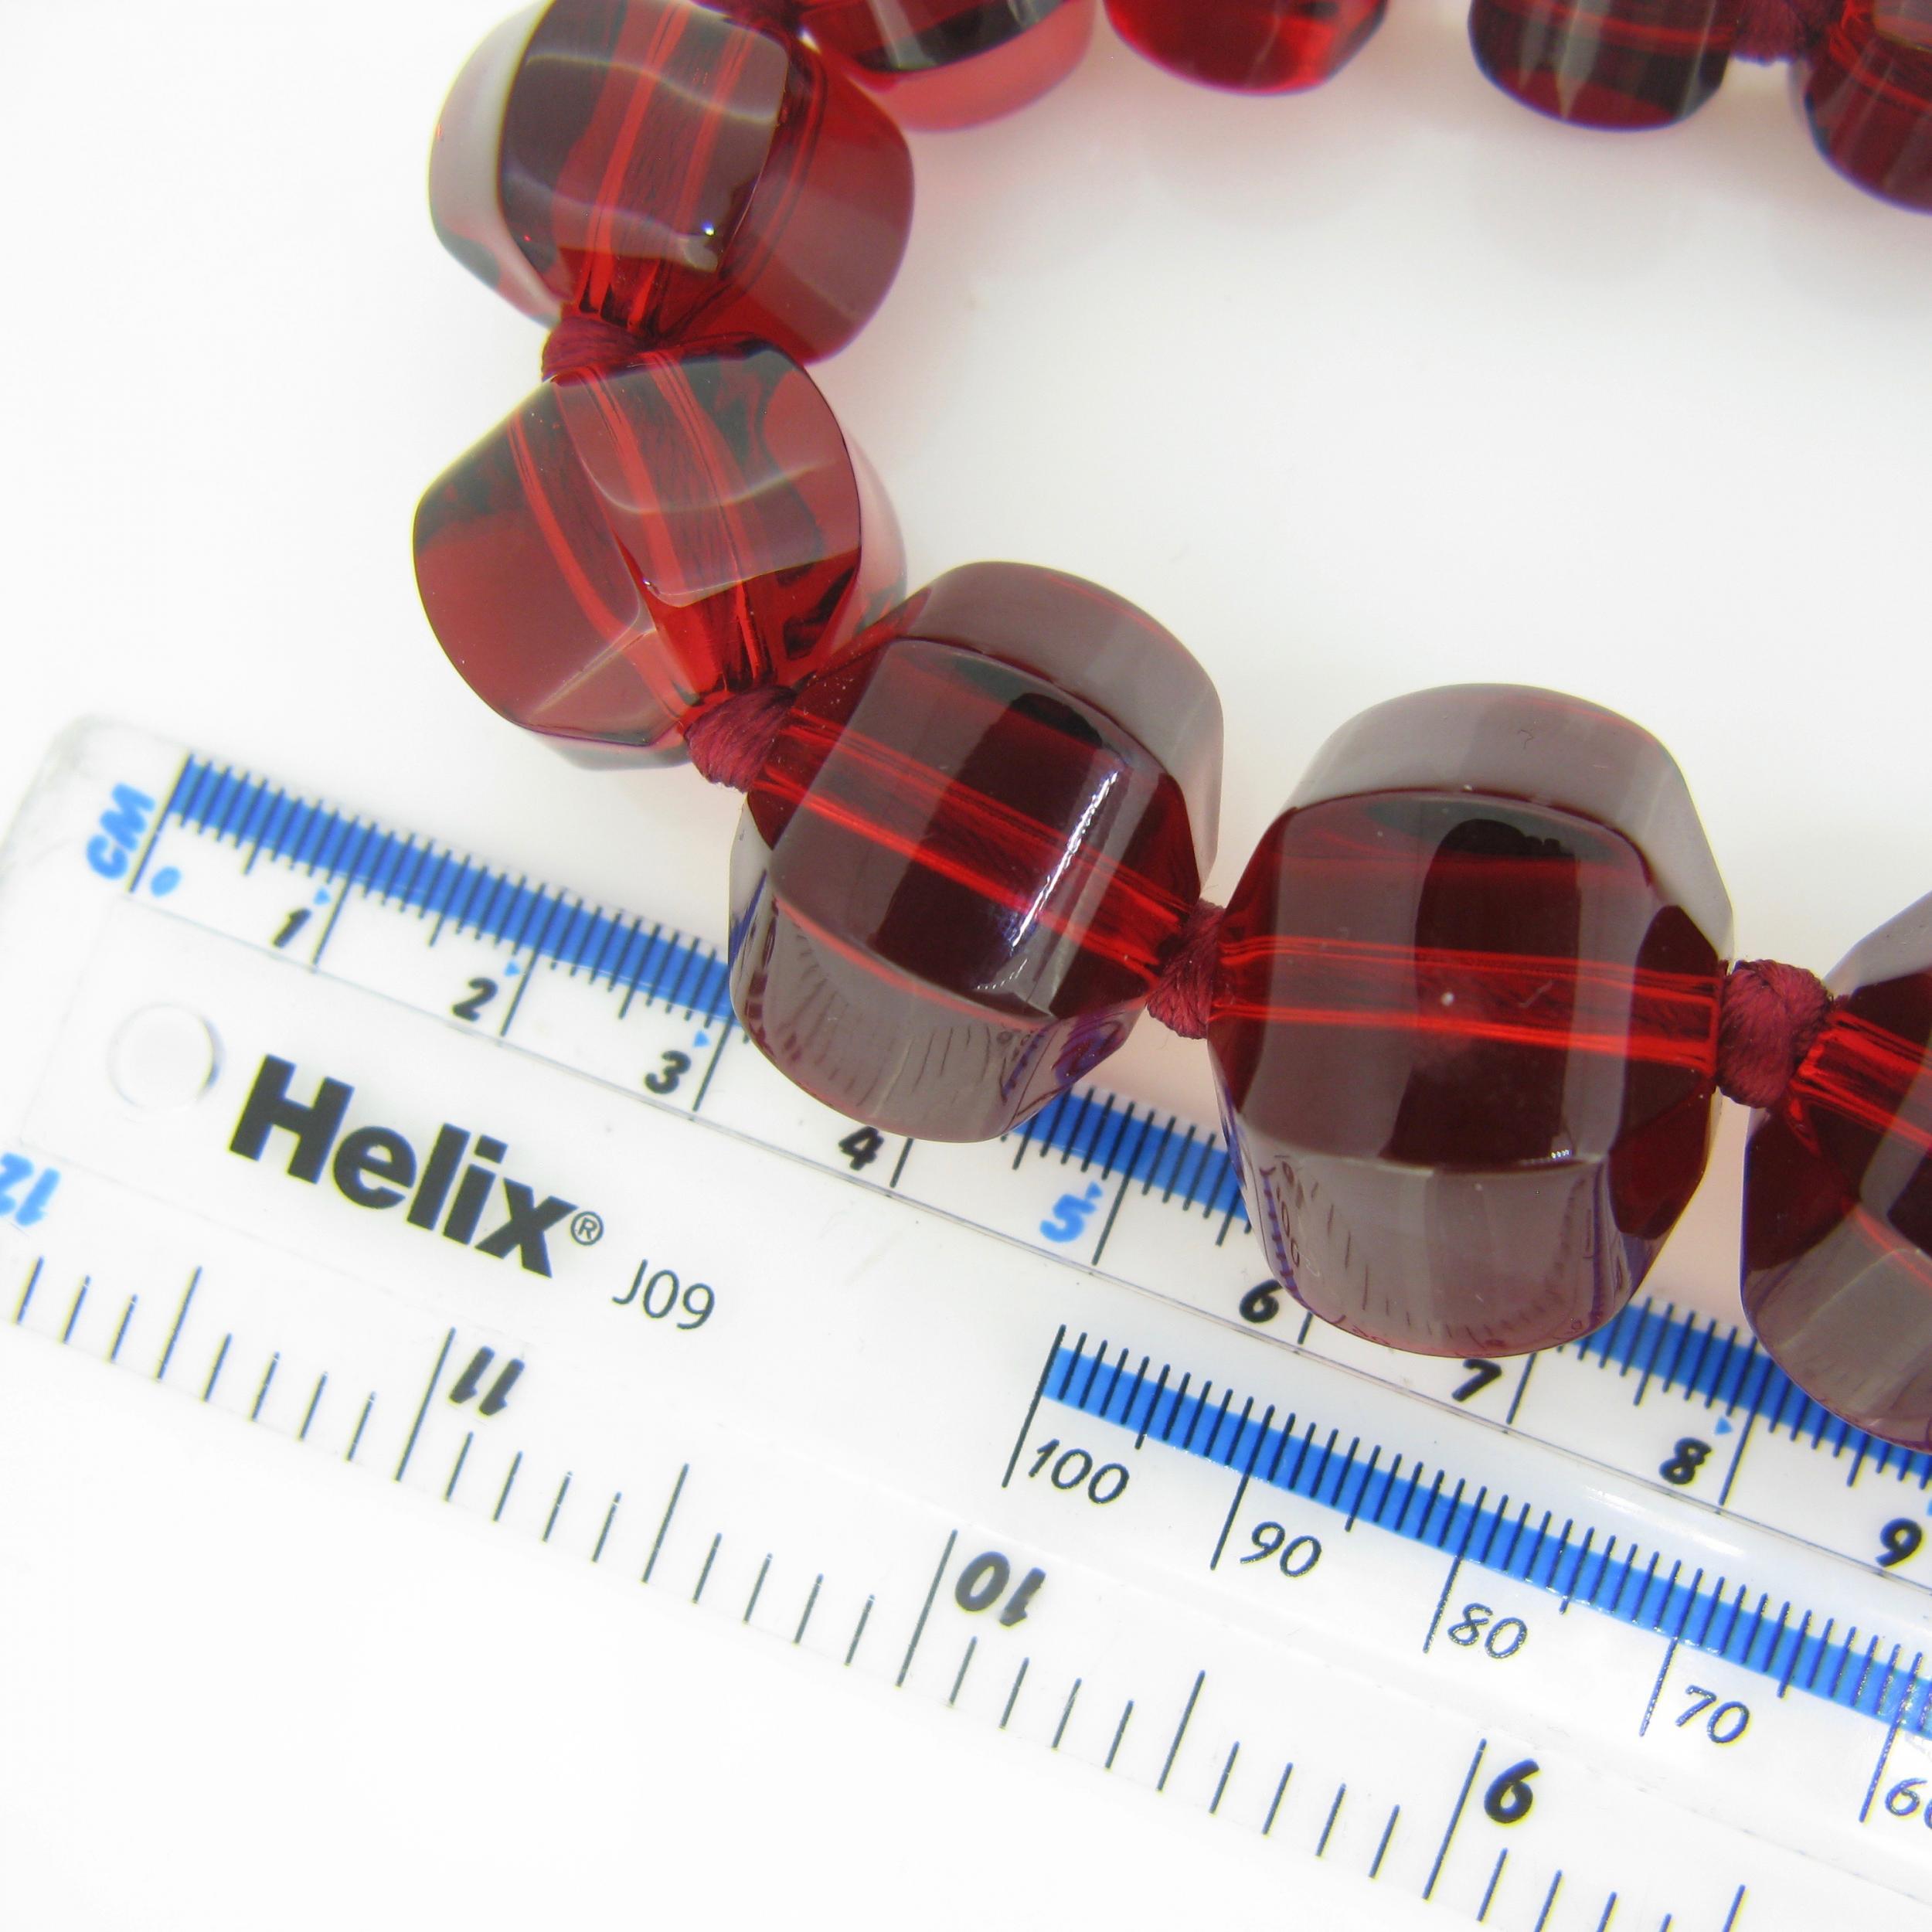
108, 1005, 219, 1111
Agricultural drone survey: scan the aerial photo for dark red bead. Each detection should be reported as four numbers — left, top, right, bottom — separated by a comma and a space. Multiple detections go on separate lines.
430, 0, 914, 362
1744, 897, 1932, 1449
1804, 0, 1932, 210
1468, 0, 1743, 126
1208, 686, 1730, 1359
801, 0, 1097, 127
730, 564, 1220, 1140
413, 341, 903, 763
1105, 0, 1384, 91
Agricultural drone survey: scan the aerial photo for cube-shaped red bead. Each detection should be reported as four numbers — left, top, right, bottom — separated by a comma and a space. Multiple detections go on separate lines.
730, 564, 1220, 1139
413, 341, 903, 763
1208, 685, 1730, 1358
1106, 0, 1386, 93
801, 0, 1097, 127
1468, 0, 1743, 127
1804, 0, 1932, 212
430, 0, 913, 362
1745, 898, 1932, 1448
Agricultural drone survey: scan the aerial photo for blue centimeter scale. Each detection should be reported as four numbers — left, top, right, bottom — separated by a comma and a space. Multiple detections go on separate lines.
7, 723, 1932, 1928
155, 747, 1932, 1478
94, 750, 1932, 1724
145, 756, 1252, 1223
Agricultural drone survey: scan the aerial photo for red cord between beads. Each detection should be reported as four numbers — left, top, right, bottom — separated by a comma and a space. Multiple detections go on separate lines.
1145, 931, 1838, 1096
681, 688, 1836, 1105
1717, 958, 1833, 1107
542, 312, 653, 381
1732, 0, 1836, 61
543, 304, 1843, 1105
684, 685, 796, 791
689, 676, 1840, 1106
1147, 900, 1226, 1040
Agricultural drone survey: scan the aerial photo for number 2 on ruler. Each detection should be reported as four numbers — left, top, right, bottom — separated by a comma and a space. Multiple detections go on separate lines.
0, 1155, 59, 1227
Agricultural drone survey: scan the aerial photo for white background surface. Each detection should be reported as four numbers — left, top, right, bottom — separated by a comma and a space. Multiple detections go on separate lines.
1, 1, 1928, 1923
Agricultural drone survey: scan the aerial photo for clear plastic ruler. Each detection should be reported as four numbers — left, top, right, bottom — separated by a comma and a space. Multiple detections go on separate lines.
5, 722, 1930, 1930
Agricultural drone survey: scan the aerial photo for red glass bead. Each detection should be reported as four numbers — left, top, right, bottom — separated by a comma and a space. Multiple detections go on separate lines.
1743, 898, 1932, 1448
413, 341, 903, 764
1105, 0, 1384, 92
730, 564, 1220, 1140
430, 0, 914, 363
1803, 0, 1932, 211
801, 0, 1097, 128
1467, 0, 1743, 127
1209, 685, 1730, 1359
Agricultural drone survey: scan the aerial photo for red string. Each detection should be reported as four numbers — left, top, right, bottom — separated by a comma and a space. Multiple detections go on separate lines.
1716, 958, 1833, 1107
542, 312, 653, 381
1732, 0, 1835, 62
683, 685, 797, 791
1144, 917, 1834, 1111
1147, 900, 1226, 1040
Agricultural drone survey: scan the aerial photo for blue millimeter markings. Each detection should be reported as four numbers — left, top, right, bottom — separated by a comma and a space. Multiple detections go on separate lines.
1560, 1299, 1932, 1484
158, 757, 1248, 1212
1012, 1085, 1248, 1228
1044, 1336, 1932, 1741
153, 756, 1932, 1488
158, 756, 733, 1023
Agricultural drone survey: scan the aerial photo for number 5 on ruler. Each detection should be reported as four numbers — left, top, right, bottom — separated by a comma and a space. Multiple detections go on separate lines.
0, 1155, 60, 1228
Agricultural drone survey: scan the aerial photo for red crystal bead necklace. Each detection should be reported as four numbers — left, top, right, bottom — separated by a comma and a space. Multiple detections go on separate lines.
414, 0, 1932, 1455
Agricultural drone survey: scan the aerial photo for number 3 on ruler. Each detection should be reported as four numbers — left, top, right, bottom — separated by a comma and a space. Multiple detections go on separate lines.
0, 1155, 60, 1228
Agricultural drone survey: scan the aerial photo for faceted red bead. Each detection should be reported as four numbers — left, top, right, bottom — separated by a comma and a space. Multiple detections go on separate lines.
1105, 0, 1385, 92
1468, 0, 1743, 127
413, 341, 903, 764
1744, 897, 1932, 1448
1208, 685, 1730, 1359
730, 564, 1220, 1140
430, 0, 914, 362
1803, 0, 1932, 210
801, 0, 1097, 127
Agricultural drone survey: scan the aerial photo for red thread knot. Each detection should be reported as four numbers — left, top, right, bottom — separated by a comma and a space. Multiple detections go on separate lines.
1716, 958, 1834, 1109
1732, 0, 1835, 61
683, 685, 796, 791
1148, 900, 1226, 1040
542, 311, 656, 382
